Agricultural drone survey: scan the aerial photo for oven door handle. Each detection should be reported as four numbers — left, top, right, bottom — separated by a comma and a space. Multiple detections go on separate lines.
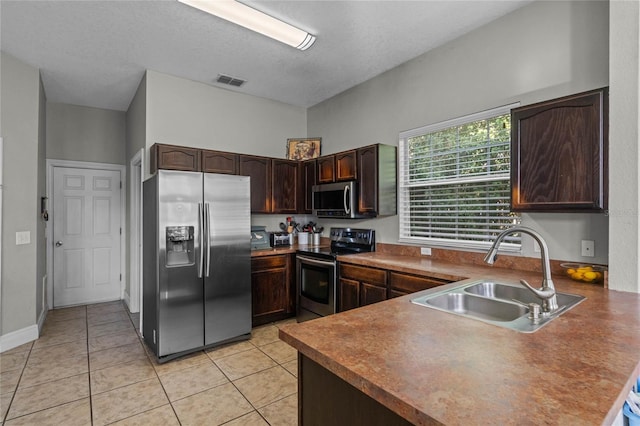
297, 255, 336, 268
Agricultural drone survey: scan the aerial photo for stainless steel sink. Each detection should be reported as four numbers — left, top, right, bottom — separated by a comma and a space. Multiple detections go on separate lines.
411, 279, 585, 333
464, 281, 583, 308
425, 292, 528, 322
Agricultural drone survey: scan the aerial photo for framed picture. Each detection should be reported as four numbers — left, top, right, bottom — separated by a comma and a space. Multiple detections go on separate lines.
286, 138, 321, 161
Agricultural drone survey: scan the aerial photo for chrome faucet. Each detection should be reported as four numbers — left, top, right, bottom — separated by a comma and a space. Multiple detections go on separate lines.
484, 226, 559, 314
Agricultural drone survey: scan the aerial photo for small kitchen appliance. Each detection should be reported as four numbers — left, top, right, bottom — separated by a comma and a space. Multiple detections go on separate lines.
270, 232, 291, 247
296, 227, 375, 322
251, 226, 270, 250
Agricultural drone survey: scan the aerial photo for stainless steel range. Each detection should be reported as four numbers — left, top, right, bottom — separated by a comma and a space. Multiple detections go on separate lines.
296, 227, 375, 322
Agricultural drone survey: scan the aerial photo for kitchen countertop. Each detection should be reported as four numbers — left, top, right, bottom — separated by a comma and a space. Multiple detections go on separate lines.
251, 240, 331, 258
279, 254, 640, 425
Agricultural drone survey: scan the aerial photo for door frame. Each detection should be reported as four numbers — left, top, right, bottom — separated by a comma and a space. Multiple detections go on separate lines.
46, 159, 126, 310
127, 149, 144, 315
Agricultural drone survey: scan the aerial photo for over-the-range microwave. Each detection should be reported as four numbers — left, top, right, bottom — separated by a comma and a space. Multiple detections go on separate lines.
312, 181, 368, 219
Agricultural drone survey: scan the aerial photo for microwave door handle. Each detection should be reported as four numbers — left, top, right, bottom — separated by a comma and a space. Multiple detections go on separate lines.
344, 184, 351, 214
198, 202, 204, 278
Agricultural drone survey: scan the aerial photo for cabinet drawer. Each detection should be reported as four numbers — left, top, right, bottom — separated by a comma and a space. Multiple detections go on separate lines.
339, 264, 386, 286
252, 255, 288, 271
389, 272, 450, 294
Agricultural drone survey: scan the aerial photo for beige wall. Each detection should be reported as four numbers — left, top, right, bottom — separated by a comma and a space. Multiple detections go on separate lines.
47, 102, 126, 165
608, 1, 640, 293
126, 74, 146, 165
0, 52, 46, 336
123, 73, 147, 308
36, 75, 47, 319
144, 70, 307, 178
307, 0, 610, 266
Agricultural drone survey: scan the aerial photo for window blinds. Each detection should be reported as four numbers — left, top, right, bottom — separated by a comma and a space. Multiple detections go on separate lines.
398, 105, 521, 251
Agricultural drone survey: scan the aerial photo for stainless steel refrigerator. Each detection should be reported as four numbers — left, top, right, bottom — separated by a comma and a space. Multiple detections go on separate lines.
143, 170, 251, 362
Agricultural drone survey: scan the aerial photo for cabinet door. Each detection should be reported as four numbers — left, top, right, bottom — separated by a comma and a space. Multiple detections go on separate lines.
511, 87, 608, 211
389, 271, 450, 295
202, 150, 238, 174
338, 278, 360, 312
357, 145, 378, 215
388, 289, 409, 299
300, 160, 317, 214
360, 282, 387, 307
272, 159, 298, 214
336, 151, 357, 181
317, 156, 335, 183
239, 155, 272, 213
251, 255, 291, 327
151, 144, 201, 173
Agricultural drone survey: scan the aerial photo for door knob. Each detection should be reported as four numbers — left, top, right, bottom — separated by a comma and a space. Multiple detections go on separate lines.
55, 241, 63, 247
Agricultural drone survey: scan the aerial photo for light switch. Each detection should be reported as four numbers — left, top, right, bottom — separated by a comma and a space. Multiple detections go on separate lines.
16, 231, 31, 245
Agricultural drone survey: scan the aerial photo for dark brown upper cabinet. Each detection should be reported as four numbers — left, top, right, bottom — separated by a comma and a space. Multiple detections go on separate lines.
239, 155, 272, 213
335, 150, 357, 181
150, 144, 201, 174
317, 150, 357, 183
299, 159, 317, 214
511, 87, 608, 212
317, 156, 335, 184
202, 149, 238, 174
272, 159, 299, 214
357, 144, 397, 217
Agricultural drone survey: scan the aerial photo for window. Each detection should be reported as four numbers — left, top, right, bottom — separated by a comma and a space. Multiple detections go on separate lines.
398, 105, 521, 251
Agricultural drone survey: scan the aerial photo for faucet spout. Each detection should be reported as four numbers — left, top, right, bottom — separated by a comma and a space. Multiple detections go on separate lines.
484, 226, 558, 313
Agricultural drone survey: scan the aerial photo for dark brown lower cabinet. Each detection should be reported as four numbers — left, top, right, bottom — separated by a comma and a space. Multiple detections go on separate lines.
299, 355, 412, 426
338, 264, 387, 312
251, 254, 295, 327
339, 264, 453, 312
388, 271, 452, 298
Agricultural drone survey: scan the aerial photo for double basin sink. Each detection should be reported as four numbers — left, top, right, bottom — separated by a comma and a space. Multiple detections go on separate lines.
411, 279, 585, 333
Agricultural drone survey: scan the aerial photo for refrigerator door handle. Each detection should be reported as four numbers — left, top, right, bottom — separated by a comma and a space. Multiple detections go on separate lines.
198, 202, 204, 278
205, 202, 211, 277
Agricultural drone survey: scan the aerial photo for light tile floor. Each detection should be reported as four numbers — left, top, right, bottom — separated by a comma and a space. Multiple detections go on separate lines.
0, 301, 299, 425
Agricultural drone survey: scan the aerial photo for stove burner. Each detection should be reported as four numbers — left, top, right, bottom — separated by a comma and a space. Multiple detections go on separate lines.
296, 227, 376, 260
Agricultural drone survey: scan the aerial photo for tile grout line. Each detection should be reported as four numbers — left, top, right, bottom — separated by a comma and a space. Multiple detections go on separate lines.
133, 304, 184, 426
85, 305, 95, 426
1, 341, 34, 424
3, 306, 92, 423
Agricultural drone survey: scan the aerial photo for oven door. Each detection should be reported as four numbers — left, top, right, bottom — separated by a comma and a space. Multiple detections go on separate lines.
296, 254, 336, 320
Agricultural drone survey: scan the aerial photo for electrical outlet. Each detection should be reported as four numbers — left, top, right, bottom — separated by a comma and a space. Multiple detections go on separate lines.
581, 240, 595, 257
420, 247, 432, 256
16, 231, 30, 245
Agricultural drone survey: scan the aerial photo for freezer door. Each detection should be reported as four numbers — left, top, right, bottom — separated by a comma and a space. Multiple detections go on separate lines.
157, 170, 204, 356
203, 174, 252, 346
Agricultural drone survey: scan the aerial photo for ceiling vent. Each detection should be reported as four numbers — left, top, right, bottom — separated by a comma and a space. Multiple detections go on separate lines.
216, 74, 246, 87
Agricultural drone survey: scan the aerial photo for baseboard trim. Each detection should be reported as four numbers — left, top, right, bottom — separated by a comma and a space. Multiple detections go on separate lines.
123, 290, 131, 313
37, 308, 48, 334
0, 324, 39, 353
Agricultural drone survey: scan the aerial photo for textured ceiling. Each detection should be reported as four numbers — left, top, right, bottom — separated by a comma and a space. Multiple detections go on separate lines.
0, 0, 531, 111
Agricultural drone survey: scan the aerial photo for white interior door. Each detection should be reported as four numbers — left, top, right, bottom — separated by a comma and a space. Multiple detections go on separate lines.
53, 166, 122, 307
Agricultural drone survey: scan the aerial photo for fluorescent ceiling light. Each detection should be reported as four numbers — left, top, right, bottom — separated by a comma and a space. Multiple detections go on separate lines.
179, 0, 316, 51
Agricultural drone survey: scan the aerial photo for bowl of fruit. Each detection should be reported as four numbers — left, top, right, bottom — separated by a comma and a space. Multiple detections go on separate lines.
560, 263, 607, 284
